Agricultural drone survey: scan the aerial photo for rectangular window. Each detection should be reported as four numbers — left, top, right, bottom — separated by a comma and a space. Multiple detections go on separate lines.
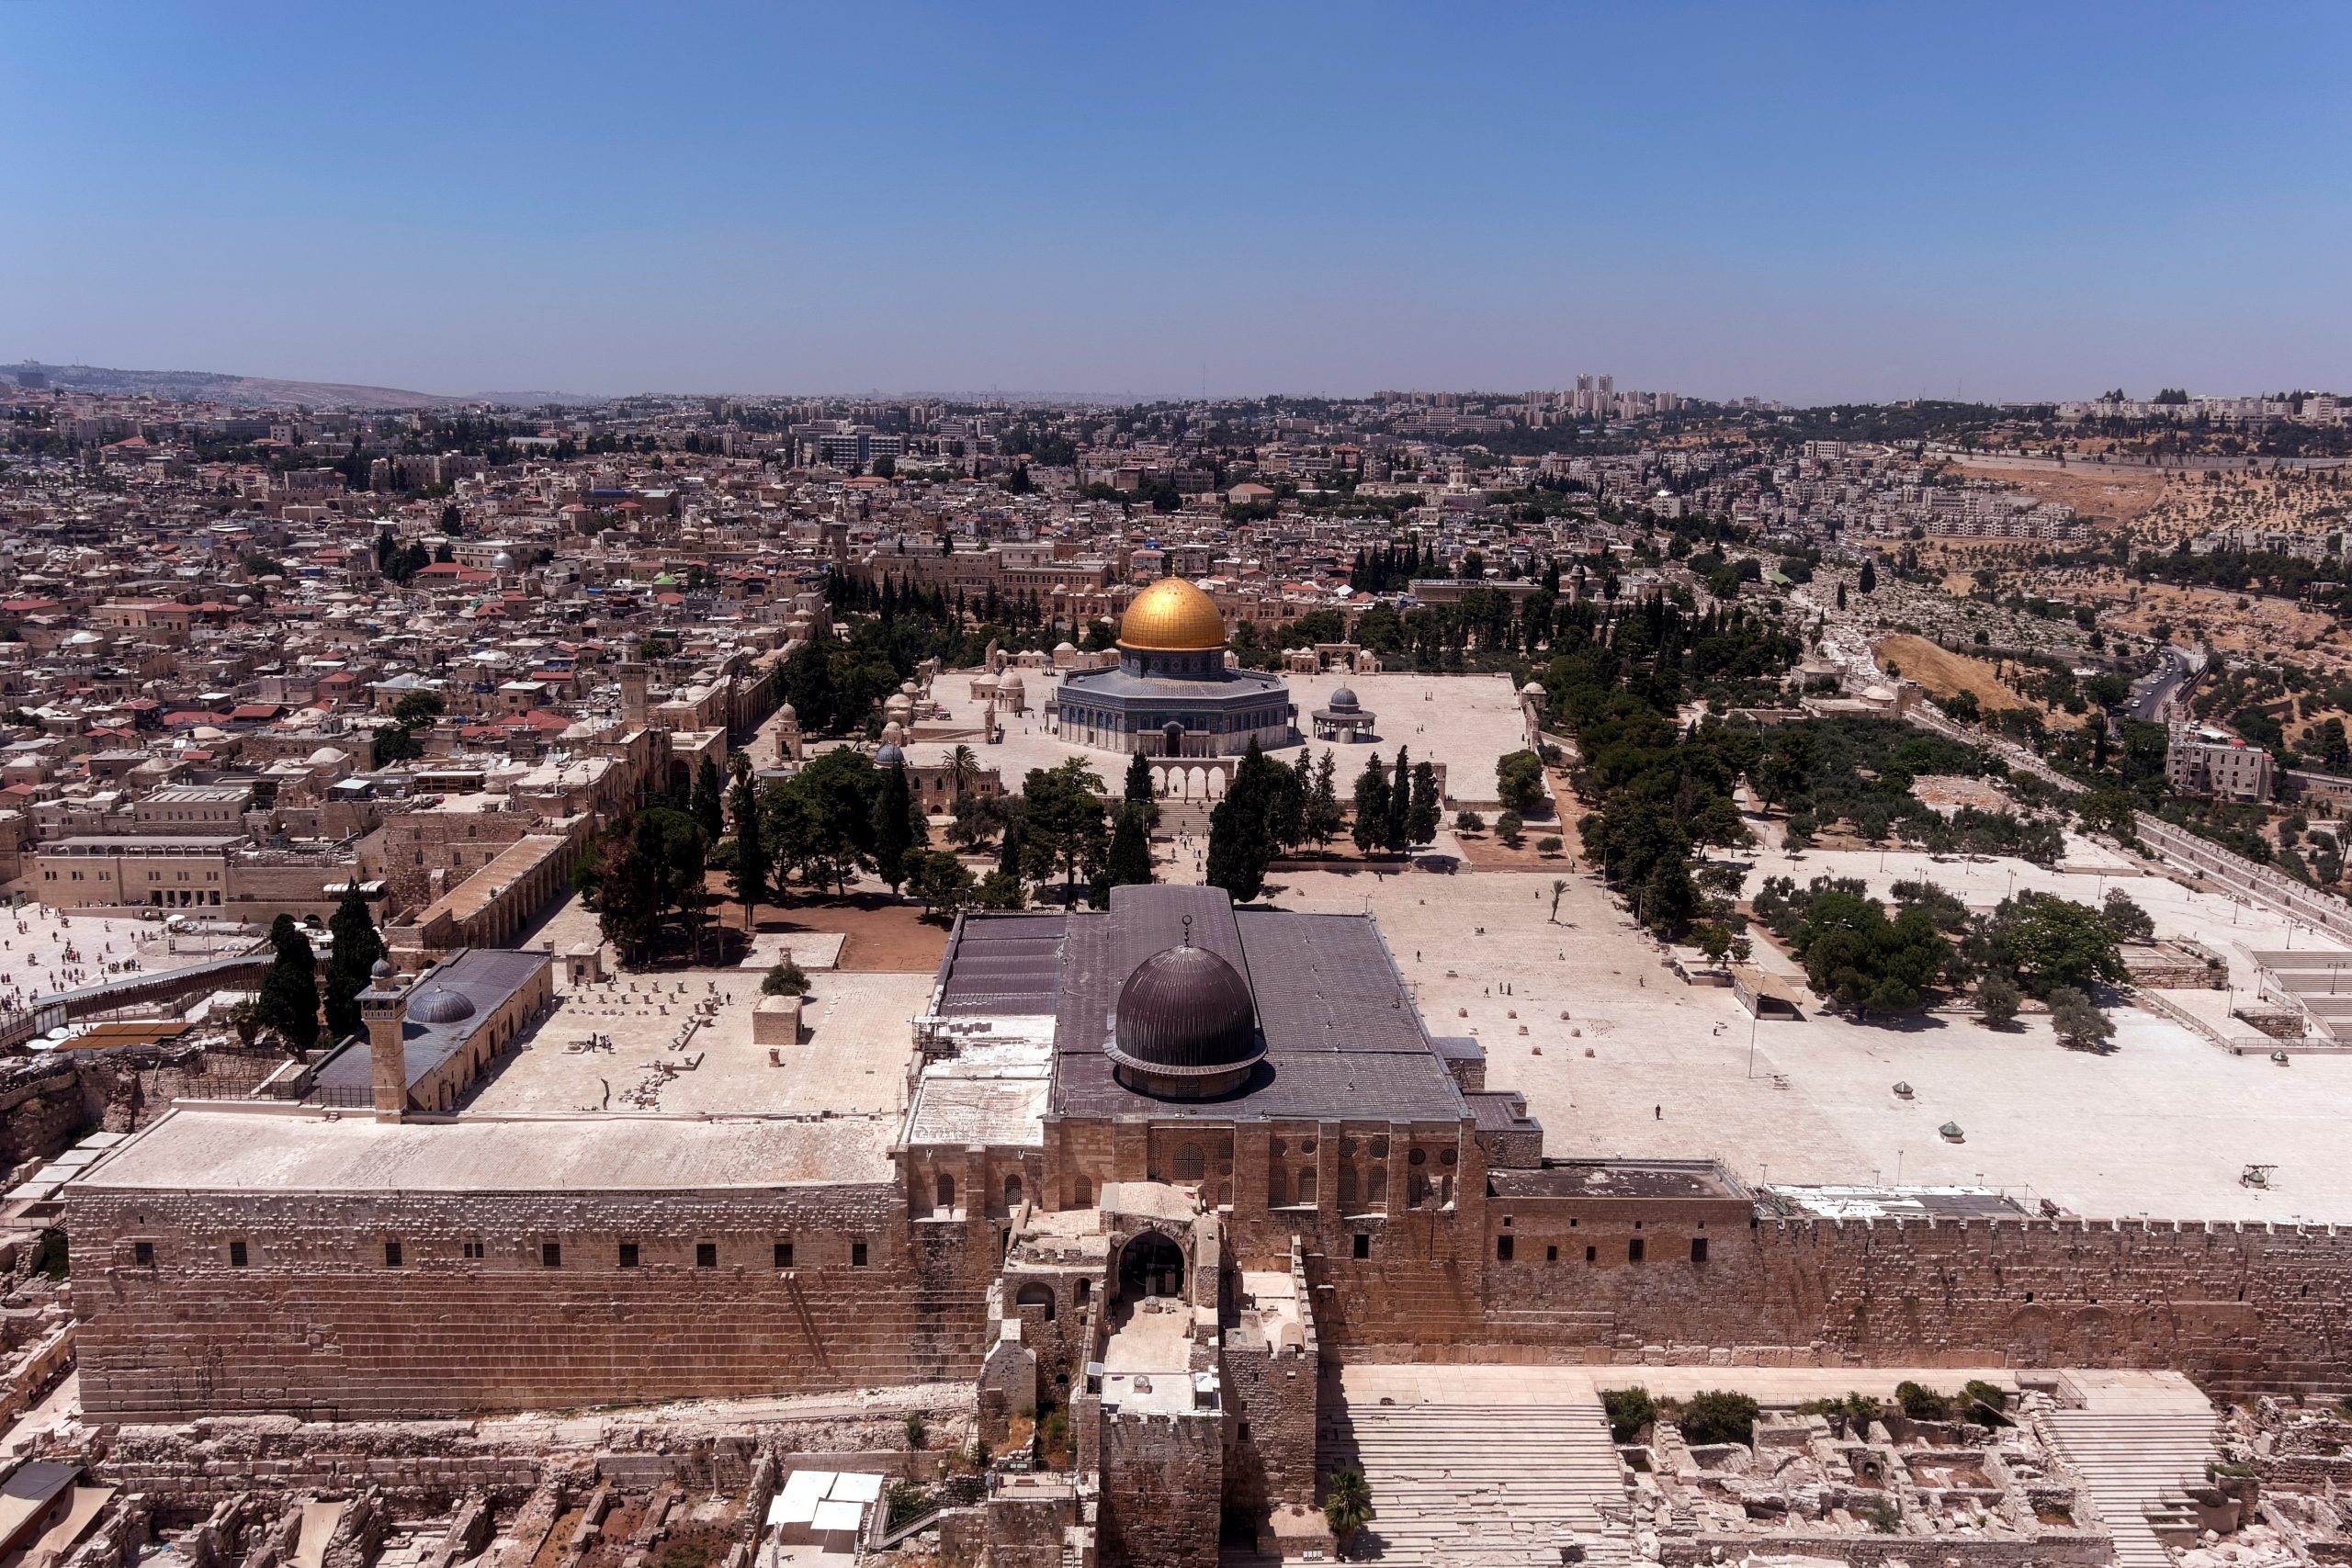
462, 1240, 484, 1259
1545, 1244, 1558, 1262
1628, 1238, 1645, 1263
695, 1242, 718, 1269
775, 1240, 795, 1269
1690, 1237, 1709, 1263
1351, 1233, 1370, 1259
542, 1241, 562, 1269
618, 1242, 639, 1269
1585, 1245, 1597, 1263
133, 1241, 154, 1267
1495, 1235, 1514, 1262
229, 1240, 248, 1269
384, 1240, 403, 1268
851, 1241, 869, 1268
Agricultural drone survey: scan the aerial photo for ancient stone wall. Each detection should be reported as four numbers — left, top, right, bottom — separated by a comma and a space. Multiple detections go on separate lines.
75, 1408, 950, 1517
1098, 1411, 1221, 1568
0, 1043, 287, 1170
0, 1066, 95, 1168
1323, 1209, 2352, 1398
363, 811, 538, 913
68, 1183, 990, 1420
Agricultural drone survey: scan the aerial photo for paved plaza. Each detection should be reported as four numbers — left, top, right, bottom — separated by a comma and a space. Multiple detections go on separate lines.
879, 665, 1533, 807
1270, 849, 2352, 1224
0, 903, 243, 1012
466, 962, 930, 1119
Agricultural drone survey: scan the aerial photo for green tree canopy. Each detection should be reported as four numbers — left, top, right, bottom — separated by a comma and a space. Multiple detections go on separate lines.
255, 914, 321, 1052
322, 885, 384, 1042
1791, 889, 1952, 1015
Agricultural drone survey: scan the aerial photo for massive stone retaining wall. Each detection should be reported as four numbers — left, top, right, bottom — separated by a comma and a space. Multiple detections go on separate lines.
1317, 1211, 2352, 1399
68, 1185, 990, 1421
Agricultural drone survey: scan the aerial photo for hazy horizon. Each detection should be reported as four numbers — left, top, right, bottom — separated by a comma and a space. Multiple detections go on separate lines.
6, 3, 2346, 406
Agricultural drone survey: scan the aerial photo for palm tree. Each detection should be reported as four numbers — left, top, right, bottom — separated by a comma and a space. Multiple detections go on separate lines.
1323, 1467, 1374, 1552
946, 744, 978, 807
1550, 878, 1568, 924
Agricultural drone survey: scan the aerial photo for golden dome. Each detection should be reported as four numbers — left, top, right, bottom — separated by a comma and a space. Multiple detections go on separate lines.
1119, 577, 1227, 652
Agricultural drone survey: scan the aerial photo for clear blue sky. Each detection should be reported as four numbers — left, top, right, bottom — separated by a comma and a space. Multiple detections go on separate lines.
5, 4, 2346, 403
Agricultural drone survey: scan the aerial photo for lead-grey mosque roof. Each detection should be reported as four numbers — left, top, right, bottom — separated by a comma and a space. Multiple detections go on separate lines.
937, 886, 1465, 1123
311, 947, 548, 1096
931, 913, 1067, 1018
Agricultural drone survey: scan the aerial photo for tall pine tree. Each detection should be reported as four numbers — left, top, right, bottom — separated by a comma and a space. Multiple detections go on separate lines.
1206, 739, 1275, 903
1351, 755, 1390, 855
322, 884, 384, 1043
1408, 760, 1442, 848
255, 914, 322, 1053
1124, 750, 1159, 828
1305, 749, 1345, 848
729, 753, 766, 930
691, 755, 726, 843
1107, 804, 1154, 888
1384, 747, 1414, 852
873, 761, 920, 893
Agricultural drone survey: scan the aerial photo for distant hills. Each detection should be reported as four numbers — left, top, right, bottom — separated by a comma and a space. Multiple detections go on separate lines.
0, 361, 592, 411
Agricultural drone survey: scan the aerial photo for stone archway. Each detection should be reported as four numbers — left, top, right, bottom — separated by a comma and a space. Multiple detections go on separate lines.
1117, 1229, 1185, 1303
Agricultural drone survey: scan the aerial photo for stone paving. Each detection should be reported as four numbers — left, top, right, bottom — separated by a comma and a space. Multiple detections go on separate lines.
0, 903, 237, 1012
888, 665, 1533, 807
463, 967, 929, 1119
1269, 853, 2352, 1224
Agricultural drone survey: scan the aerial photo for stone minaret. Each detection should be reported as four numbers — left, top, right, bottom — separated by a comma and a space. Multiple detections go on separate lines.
617, 660, 650, 730
360, 960, 411, 1122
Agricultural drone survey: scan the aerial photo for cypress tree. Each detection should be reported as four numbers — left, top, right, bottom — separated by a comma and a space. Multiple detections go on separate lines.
255, 914, 322, 1053
1351, 755, 1389, 856
1205, 741, 1274, 904
322, 884, 384, 1043
729, 754, 767, 929
691, 754, 726, 843
1408, 760, 1442, 848
874, 761, 918, 893
1107, 805, 1153, 888
1384, 746, 1414, 852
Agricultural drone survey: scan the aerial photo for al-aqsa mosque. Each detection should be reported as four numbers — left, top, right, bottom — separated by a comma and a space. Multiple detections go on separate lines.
1049, 576, 1296, 756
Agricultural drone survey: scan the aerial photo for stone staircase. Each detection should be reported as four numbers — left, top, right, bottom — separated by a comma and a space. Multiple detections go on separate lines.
2042, 1404, 2222, 1568
1316, 1397, 1633, 1568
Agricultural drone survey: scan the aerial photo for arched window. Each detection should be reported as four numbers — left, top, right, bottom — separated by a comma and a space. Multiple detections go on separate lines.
1267, 1165, 1287, 1208
935, 1173, 956, 1212
1339, 1165, 1359, 1208
1295, 1167, 1317, 1206
1369, 1166, 1389, 1204
1004, 1173, 1024, 1210
1408, 1171, 1429, 1208
1015, 1280, 1056, 1322
1172, 1143, 1204, 1182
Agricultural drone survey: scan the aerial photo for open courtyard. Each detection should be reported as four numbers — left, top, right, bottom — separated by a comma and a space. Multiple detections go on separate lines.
1266, 847, 2352, 1224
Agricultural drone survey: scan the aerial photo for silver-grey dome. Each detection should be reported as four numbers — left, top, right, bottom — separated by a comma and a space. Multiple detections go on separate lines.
408, 986, 476, 1024
1105, 943, 1263, 1100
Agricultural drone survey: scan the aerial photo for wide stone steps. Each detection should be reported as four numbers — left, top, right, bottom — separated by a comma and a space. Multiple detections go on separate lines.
1317, 1400, 1632, 1568
2042, 1407, 2221, 1568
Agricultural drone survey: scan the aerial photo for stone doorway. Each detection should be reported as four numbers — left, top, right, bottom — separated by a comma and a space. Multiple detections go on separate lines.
1117, 1229, 1184, 1303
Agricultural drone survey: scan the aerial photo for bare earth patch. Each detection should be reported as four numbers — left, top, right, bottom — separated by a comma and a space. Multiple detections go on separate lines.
1872, 634, 2078, 727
